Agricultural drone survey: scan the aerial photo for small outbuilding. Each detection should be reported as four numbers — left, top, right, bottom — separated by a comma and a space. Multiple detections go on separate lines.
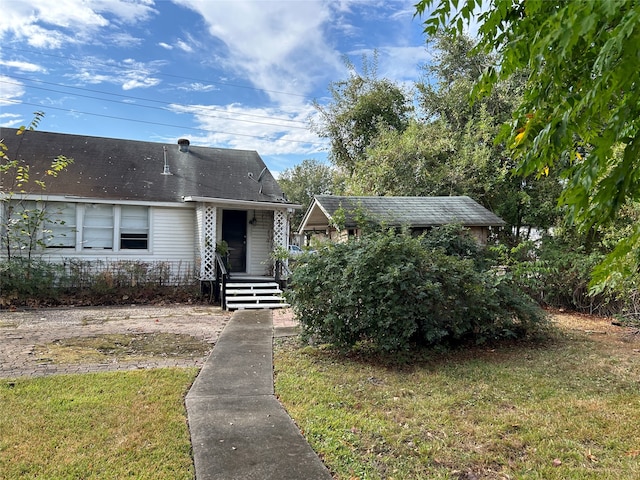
298, 195, 505, 245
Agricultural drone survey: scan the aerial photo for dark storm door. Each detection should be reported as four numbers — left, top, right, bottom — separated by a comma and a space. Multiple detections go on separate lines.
222, 210, 247, 273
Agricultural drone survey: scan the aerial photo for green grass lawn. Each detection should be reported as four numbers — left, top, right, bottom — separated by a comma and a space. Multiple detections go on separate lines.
274, 314, 640, 479
0, 368, 198, 480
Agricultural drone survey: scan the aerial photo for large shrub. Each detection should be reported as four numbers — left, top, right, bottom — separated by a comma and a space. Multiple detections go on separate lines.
287, 228, 546, 352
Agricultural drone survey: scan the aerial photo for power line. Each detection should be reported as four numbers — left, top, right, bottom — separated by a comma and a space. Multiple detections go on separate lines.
0, 98, 328, 148
3, 74, 309, 126
1, 46, 310, 99
0, 77, 310, 130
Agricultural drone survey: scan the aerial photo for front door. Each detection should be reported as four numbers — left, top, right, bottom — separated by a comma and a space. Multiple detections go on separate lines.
222, 210, 247, 273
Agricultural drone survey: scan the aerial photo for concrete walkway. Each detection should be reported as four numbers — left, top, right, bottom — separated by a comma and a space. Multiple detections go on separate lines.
185, 309, 333, 480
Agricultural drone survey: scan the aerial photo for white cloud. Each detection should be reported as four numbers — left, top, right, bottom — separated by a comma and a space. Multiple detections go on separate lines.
171, 0, 342, 103
0, 112, 25, 128
378, 45, 429, 83
176, 39, 194, 53
157, 35, 199, 53
0, 75, 25, 105
122, 78, 161, 90
91, 0, 157, 24
0, 0, 157, 48
67, 57, 164, 90
108, 32, 145, 48
177, 83, 218, 93
0, 60, 47, 73
167, 101, 327, 156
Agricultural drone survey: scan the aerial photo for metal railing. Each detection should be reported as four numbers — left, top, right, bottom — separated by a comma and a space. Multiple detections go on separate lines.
211, 252, 229, 306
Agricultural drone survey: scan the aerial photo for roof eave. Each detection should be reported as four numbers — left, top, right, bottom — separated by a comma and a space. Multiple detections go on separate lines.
183, 195, 301, 210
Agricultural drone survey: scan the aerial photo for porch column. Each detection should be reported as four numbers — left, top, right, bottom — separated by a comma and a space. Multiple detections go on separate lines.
272, 209, 289, 251
196, 203, 217, 280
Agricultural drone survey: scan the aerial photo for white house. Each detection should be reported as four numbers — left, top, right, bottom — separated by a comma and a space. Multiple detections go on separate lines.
0, 128, 299, 309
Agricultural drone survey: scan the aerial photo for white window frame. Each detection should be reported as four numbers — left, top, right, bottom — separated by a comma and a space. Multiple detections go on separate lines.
38, 202, 151, 253
82, 203, 115, 250
118, 205, 149, 250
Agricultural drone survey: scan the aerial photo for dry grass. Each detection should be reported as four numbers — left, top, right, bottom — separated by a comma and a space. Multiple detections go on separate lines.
274, 312, 640, 479
32, 332, 211, 364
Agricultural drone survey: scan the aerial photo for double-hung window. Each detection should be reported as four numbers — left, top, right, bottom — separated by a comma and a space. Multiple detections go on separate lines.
6, 202, 151, 251
44, 203, 76, 248
81, 204, 150, 251
119, 205, 149, 249
82, 204, 114, 249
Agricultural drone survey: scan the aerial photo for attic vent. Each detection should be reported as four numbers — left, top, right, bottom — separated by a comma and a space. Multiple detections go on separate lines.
178, 138, 190, 153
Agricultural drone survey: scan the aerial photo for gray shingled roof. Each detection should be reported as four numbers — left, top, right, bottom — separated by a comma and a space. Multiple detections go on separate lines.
0, 128, 289, 204
307, 195, 505, 229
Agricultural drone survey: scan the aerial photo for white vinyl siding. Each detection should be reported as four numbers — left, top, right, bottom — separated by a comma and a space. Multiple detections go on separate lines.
248, 210, 273, 276
151, 207, 195, 260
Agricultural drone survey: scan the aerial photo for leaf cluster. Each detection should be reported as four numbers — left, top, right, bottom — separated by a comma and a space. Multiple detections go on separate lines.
1, 114, 74, 261
277, 159, 345, 230
415, 0, 640, 286
311, 54, 413, 175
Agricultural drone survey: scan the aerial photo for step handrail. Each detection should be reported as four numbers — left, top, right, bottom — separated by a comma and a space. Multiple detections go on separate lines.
214, 252, 229, 308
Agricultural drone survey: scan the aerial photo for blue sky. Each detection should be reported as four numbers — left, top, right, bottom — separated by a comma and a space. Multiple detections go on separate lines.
0, 0, 432, 174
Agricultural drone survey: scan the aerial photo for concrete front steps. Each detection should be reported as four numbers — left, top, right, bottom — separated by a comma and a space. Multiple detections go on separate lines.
225, 281, 290, 310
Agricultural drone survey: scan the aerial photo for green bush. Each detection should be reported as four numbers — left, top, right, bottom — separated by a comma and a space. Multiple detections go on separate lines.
0, 257, 64, 305
287, 228, 546, 352
502, 236, 630, 316
0, 258, 200, 307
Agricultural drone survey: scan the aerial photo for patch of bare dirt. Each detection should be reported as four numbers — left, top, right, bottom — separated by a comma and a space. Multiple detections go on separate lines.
0, 304, 232, 378
550, 309, 640, 352
32, 332, 212, 365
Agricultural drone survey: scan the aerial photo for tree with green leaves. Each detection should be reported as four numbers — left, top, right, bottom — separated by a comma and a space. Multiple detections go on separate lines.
417, 30, 524, 130
1, 112, 73, 262
312, 54, 413, 175
347, 119, 455, 196
415, 0, 640, 286
349, 33, 561, 242
277, 159, 345, 230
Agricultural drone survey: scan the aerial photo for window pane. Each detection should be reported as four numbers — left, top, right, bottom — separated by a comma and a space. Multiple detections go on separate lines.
45, 203, 76, 248
83, 204, 113, 249
4, 200, 42, 249
121, 206, 148, 231
120, 206, 148, 249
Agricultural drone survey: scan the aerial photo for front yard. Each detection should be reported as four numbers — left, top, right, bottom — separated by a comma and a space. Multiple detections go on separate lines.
274, 312, 640, 479
0, 310, 637, 479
